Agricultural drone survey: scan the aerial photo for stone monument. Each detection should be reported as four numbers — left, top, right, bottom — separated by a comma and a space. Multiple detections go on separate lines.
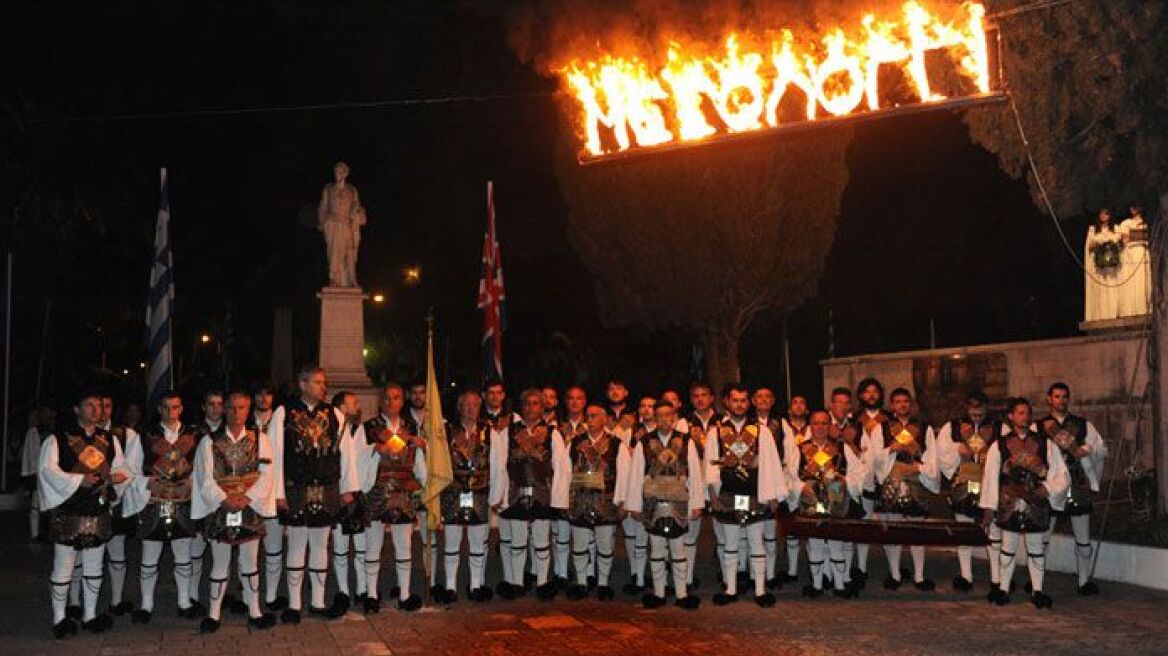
315, 161, 379, 416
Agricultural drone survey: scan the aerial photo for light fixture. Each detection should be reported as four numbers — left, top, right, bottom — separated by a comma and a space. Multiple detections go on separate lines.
200, 333, 212, 344
372, 293, 386, 304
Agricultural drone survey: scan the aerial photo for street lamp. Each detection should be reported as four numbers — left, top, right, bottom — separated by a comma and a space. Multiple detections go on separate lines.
372, 293, 386, 304
403, 265, 422, 286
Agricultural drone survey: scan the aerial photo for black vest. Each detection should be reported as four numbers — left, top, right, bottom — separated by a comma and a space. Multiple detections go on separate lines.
283, 400, 343, 485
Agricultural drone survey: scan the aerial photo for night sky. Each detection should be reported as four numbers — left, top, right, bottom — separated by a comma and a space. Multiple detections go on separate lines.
0, 1, 1085, 419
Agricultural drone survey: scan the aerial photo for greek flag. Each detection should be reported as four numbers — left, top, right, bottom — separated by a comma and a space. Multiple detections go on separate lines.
146, 168, 174, 406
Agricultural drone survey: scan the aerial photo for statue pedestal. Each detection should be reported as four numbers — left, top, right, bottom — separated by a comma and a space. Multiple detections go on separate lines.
317, 286, 379, 416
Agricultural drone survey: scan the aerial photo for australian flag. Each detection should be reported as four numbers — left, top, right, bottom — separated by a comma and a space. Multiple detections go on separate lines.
477, 181, 506, 383
146, 168, 174, 406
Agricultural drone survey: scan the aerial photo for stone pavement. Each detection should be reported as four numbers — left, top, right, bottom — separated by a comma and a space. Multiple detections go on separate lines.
3, 513, 1166, 656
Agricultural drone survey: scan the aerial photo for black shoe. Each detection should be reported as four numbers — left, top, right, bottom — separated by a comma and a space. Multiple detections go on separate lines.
280, 608, 301, 624
327, 592, 350, 618
779, 573, 798, 584
1031, 591, 1053, 609
987, 588, 1009, 606
845, 579, 863, 598
566, 584, 588, 600
802, 584, 824, 598
248, 612, 276, 629
131, 609, 152, 624
622, 582, 644, 596
363, 597, 380, 614
199, 617, 220, 634
913, 578, 936, 592
849, 567, 867, 587
596, 585, 615, 601
675, 595, 701, 610
308, 605, 331, 618
642, 593, 666, 609
438, 588, 458, 605
497, 582, 523, 600
356, 593, 368, 606
883, 576, 902, 590
111, 600, 134, 616
469, 586, 493, 602
428, 585, 443, 600
712, 592, 738, 606
52, 619, 78, 639
754, 592, 776, 608
267, 596, 289, 612
188, 599, 207, 615
832, 587, 855, 599
65, 605, 82, 620
224, 593, 248, 616
178, 604, 202, 619
535, 582, 558, 601
82, 614, 112, 634
552, 576, 569, 590
1078, 581, 1099, 596
397, 595, 422, 612
952, 576, 974, 592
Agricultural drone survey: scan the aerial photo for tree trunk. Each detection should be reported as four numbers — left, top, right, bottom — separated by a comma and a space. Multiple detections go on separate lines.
704, 329, 741, 393
1154, 191, 1168, 516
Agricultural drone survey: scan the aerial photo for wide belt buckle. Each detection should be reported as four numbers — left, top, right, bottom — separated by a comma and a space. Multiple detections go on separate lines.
967, 481, 981, 495
159, 500, 175, 520
459, 492, 475, 509
307, 485, 325, 505
78, 516, 98, 536
519, 486, 534, 498
226, 511, 243, 527
814, 501, 827, 514
734, 495, 751, 511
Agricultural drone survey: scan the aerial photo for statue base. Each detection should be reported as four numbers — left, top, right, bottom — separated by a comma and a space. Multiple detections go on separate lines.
317, 286, 379, 417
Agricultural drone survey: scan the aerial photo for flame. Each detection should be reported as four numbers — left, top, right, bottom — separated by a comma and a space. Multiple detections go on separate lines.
562, 1, 991, 157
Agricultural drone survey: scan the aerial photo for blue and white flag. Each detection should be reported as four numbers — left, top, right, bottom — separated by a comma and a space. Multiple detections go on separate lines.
146, 168, 174, 405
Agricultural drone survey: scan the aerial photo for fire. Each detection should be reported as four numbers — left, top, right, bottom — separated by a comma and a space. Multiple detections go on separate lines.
562, 1, 991, 158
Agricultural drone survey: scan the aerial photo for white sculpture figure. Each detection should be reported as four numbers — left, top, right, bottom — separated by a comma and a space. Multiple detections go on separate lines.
318, 162, 366, 288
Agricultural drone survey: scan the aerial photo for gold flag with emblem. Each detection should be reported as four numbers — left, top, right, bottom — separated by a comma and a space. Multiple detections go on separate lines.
422, 328, 453, 531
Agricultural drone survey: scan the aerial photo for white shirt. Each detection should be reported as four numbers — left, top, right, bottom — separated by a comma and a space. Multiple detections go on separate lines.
191, 425, 276, 520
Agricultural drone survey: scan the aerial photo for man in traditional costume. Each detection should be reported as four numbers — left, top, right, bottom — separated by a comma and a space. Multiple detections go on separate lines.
42, 390, 129, 638
191, 391, 277, 632
980, 397, 1069, 608
704, 383, 787, 607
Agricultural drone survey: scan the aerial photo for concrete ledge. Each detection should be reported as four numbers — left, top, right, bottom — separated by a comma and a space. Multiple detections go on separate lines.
969, 533, 1168, 591
1046, 533, 1168, 591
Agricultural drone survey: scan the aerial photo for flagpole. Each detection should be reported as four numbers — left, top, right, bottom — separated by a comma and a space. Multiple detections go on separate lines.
1, 252, 12, 492
422, 312, 434, 608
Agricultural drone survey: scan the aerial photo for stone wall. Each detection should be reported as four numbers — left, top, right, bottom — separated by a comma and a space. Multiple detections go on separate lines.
821, 330, 1154, 472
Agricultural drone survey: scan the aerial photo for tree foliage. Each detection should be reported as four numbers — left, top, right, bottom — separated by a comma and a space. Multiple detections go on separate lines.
965, 0, 1168, 216
554, 127, 851, 387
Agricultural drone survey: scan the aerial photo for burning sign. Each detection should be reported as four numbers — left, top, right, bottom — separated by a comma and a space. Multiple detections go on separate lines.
562, 1, 996, 162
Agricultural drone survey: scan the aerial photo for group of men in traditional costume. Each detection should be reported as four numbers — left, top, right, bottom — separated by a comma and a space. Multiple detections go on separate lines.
34, 367, 1109, 638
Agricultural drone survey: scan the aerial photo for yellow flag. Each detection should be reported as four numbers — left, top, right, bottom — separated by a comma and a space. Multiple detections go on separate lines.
422, 330, 452, 531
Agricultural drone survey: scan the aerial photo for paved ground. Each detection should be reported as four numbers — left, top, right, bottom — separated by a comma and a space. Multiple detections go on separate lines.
3, 513, 1166, 655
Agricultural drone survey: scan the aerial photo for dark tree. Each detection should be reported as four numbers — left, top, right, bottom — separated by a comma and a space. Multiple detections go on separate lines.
554, 129, 851, 389
965, 0, 1168, 215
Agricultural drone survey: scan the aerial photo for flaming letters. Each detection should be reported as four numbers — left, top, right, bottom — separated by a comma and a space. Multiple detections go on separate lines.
563, 2, 991, 158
